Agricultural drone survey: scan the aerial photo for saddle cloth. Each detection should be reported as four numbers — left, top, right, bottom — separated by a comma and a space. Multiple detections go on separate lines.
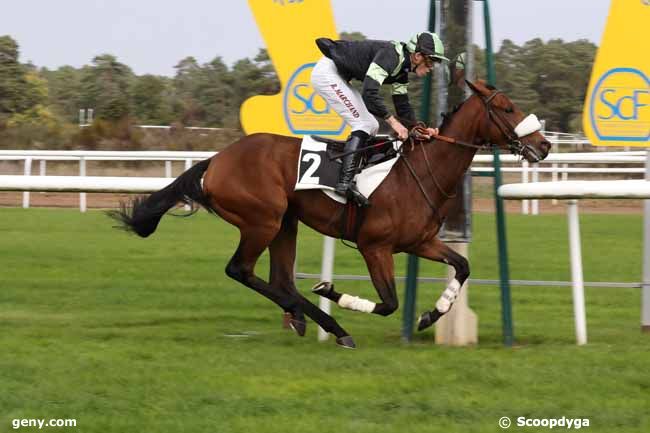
294, 135, 401, 204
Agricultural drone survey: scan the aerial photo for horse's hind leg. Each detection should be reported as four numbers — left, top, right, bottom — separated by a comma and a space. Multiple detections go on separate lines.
268, 213, 354, 347
269, 213, 306, 335
226, 225, 303, 320
410, 238, 470, 331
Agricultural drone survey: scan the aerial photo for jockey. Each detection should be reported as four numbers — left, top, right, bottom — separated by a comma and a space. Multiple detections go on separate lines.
311, 31, 448, 206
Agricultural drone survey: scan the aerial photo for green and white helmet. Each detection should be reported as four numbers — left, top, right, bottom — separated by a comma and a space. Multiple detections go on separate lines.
406, 31, 449, 62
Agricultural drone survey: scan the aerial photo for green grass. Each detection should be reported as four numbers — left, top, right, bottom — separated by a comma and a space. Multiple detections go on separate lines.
1, 208, 648, 433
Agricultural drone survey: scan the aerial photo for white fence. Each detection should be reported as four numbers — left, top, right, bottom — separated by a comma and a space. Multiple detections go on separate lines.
499, 178, 650, 345
1, 149, 647, 212
0, 150, 215, 211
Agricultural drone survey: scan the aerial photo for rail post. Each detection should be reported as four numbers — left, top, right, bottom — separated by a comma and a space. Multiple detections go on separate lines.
402, 0, 436, 341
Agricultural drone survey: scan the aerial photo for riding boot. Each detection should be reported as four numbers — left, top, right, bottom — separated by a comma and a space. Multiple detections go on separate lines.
335, 133, 370, 207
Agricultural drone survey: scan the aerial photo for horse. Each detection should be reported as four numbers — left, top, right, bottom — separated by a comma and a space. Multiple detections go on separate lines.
109, 80, 550, 349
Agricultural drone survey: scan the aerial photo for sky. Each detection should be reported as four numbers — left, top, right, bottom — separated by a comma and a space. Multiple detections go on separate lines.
1, 0, 611, 77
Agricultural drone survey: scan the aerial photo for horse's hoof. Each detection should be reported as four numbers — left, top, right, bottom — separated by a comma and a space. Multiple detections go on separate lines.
336, 336, 356, 349
417, 309, 444, 331
289, 319, 307, 337
282, 312, 293, 329
312, 281, 334, 297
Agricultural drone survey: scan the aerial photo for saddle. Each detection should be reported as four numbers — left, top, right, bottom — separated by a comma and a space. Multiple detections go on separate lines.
311, 134, 399, 170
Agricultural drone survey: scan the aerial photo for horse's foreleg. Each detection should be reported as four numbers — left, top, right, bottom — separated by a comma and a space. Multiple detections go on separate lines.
268, 214, 354, 347
409, 238, 470, 331
314, 247, 398, 317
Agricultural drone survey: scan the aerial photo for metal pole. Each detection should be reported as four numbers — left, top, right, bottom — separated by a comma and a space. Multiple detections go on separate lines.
318, 236, 335, 341
567, 200, 587, 345
483, 0, 496, 86
642, 151, 650, 332
484, 0, 513, 346
493, 147, 514, 346
402, 0, 436, 341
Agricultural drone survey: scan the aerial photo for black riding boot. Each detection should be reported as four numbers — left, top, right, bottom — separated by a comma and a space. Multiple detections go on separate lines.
335, 132, 370, 207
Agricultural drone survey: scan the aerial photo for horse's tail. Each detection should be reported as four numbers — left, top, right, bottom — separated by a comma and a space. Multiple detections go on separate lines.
107, 158, 215, 238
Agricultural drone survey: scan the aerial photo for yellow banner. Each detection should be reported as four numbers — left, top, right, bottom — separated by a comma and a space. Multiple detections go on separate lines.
582, 0, 650, 146
242, 0, 350, 139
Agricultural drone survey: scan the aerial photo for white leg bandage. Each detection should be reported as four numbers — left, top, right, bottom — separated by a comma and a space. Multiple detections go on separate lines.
338, 294, 376, 313
435, 279, 461, 314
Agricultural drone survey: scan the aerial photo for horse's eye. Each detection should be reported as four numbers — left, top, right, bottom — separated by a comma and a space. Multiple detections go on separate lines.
505, 107, 514, 114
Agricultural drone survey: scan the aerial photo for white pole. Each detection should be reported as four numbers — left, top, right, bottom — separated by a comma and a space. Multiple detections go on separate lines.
39, 160, 46, 176
562, 163, 569, 182
551, 163, 558, 205
318, 236, 336, 341
567, 199, 587, 345
165, 160, 172, 178
79, 157, 87, 212
642, 151, 650, 332
22, 158, 32, 208
184, 159, 192, 211
532, 163, 539, 215
522, 160, 529, 214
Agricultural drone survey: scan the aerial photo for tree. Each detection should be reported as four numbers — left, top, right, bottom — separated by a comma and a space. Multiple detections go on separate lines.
131, 74, 173, 124
42, 66, 84, 123
80, 54, 134, 121
0, 36, 29, 117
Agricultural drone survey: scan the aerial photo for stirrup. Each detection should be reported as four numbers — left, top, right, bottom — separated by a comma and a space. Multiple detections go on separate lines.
347, 183, 370, 207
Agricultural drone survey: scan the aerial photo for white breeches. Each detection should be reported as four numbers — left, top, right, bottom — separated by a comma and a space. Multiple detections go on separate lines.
310, 57, 380, 135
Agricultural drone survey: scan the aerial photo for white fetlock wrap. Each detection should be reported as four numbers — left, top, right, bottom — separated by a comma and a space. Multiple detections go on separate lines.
338, 294, 376, 313
435, 279, 461, 314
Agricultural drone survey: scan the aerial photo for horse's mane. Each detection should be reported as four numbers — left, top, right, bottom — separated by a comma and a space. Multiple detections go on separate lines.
398, 83, 497, 131
439, 83, 496, 130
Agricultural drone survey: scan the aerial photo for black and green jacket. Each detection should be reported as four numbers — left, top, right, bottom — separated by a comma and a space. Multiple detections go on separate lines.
316, 38, 415, 122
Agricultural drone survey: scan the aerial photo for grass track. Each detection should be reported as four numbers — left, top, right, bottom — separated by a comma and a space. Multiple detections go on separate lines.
0, 208, 648, 432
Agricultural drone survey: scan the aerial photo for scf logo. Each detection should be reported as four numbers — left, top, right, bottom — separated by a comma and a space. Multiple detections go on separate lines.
589, 67, 649, 142
283, 63, 346, 135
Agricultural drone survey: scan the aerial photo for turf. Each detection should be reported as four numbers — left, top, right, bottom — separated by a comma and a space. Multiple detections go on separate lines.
0, 208, 648, 433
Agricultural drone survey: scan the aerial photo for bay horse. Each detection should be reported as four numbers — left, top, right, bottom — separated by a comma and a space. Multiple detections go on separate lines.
109, 80, 550, 348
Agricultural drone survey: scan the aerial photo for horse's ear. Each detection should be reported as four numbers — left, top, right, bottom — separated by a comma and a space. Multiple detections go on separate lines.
465, 80, 482, 95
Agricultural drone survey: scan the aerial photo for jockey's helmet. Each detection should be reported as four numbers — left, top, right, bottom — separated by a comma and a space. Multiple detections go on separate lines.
406, 31, 449, 63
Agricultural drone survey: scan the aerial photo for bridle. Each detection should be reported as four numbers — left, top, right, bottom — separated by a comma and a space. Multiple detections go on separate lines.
405, 89, 543, 162
399, 87, 543, 221
480, 90, 543, 163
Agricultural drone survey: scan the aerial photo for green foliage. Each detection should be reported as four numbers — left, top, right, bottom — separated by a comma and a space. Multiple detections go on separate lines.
131, 74, 174, 125
0, 33, 598, 150
80, 54, 134, 121
0, 35, 48, 121
473, 38, 596, 132
42, 66, 84, 122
